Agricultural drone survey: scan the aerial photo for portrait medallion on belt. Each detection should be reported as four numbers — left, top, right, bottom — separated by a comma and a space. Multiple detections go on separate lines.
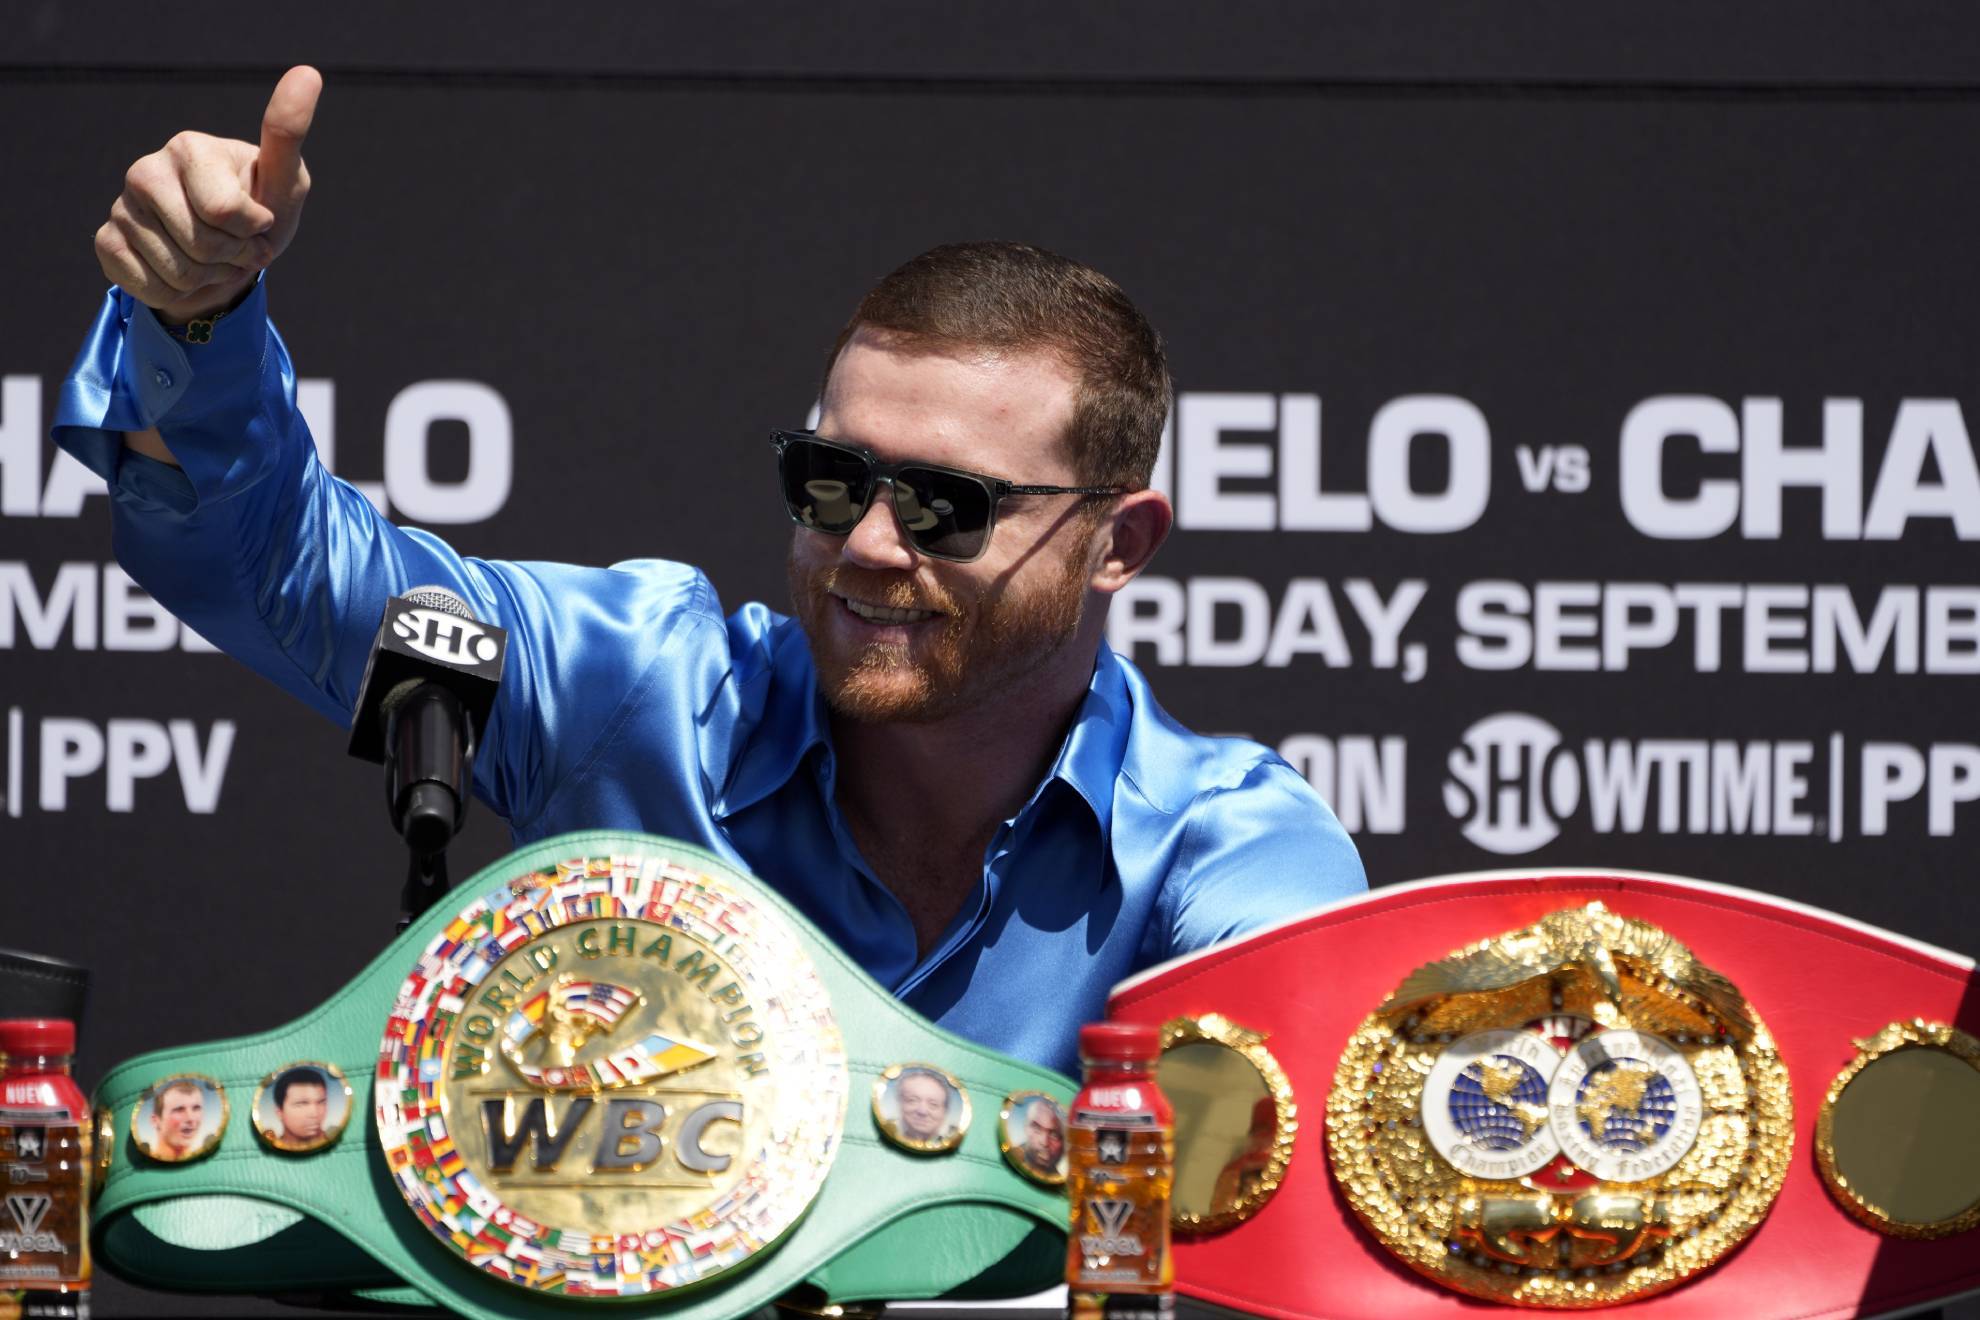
375, 852, 848, 1299
872, 1063, 970, 1155
1327, 901, 1792, 1307
130, 1073, 228, 1165
252, 1060, 354, 1155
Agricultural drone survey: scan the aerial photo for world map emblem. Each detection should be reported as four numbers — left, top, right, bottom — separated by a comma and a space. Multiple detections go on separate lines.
1578, 1061, 1676, 1149
375, 851, 848, 1299
1421, 1029, 1562, 1179
1547, 1029, 1702, 1181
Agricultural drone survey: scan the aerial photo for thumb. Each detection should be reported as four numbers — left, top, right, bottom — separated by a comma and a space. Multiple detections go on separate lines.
254, 65, 322, 208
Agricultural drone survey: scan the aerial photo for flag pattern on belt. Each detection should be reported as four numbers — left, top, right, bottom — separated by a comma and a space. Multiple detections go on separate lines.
374, 850, 847, 1297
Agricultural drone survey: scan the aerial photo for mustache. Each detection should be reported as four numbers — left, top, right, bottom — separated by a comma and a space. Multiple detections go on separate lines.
816, 565, 959, 616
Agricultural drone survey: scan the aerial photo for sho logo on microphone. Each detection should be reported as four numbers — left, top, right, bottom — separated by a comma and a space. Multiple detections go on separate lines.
348, 590, 506, 765
391, 606, 500, 665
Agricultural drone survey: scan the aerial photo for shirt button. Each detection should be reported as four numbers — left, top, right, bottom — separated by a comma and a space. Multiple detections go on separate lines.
153, 368, 173, 389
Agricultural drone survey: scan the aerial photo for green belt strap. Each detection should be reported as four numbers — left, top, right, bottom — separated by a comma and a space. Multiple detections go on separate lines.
92, 831, 1073, 1317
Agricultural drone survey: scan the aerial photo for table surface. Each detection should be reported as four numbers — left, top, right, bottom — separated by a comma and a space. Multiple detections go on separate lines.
82, 1278, 1980, 1320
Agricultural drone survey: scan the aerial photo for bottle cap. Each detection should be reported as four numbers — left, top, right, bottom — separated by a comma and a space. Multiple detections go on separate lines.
1078, 1021, 1160, 1062
0, 1019, 76, 1058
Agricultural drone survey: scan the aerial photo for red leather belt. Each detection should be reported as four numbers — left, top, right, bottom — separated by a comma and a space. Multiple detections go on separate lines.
1106, 871, 1979, 1320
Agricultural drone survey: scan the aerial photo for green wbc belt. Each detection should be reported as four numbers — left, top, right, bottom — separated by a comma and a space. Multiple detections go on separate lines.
91, 831, 1074, 1317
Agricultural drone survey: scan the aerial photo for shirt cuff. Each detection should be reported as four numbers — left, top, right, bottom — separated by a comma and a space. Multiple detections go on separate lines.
53, 275, 271, 501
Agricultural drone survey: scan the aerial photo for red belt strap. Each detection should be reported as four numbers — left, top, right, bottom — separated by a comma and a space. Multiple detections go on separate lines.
1105, 871, 1979, 1320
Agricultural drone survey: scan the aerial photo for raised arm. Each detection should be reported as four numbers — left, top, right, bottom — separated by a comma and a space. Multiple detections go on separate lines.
55, 68, 727, 836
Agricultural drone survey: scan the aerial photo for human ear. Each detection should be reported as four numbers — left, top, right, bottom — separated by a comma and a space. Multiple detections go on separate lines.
1088, 489, 1172, 594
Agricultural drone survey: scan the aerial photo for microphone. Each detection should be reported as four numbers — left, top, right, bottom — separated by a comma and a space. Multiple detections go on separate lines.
348, 586, 508, 920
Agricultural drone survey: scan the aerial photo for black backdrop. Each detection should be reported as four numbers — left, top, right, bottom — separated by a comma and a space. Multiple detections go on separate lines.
6, 6, 1979, 1316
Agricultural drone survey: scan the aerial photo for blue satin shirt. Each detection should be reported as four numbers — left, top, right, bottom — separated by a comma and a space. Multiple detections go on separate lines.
54, 280, 1367, 1075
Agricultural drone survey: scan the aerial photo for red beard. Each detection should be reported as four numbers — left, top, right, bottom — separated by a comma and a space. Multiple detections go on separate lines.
787, 542, 1089, 724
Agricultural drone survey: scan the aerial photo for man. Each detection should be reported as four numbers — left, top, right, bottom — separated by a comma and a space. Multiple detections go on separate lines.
62, 68, 1365, 1077
1020, 1097, 1065, 1176
150, 1080, 206, 1161
269, 1067, 330, 1149
893, 1070, 954, 1145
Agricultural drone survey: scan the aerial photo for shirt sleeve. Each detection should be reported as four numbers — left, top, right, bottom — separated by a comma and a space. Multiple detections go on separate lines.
49, 281, 725, 831
1159, 758, 1369, 957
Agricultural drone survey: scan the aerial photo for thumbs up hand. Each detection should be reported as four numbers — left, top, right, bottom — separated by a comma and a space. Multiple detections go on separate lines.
95, 66, 322, 325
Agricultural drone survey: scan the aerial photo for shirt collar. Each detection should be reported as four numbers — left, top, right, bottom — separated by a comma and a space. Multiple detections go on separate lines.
711, 624, 830, 820
714, 629, 1132, 850
1038, 643, 1130, 847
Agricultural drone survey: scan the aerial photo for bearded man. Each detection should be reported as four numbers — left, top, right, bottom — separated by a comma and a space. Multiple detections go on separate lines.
1020, 1097, 1066, 1176
59, 68, 1365, 1075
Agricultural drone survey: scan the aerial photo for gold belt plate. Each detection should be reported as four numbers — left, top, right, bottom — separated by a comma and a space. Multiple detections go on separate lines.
1326, 901, 1792, 1308
376, 852, 849, 1299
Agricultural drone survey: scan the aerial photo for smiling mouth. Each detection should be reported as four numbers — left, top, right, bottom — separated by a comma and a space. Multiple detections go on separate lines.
836, 594, 940, 626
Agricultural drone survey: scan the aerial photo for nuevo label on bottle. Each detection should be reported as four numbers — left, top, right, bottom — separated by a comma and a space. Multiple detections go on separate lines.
0, 1115, 87, 1286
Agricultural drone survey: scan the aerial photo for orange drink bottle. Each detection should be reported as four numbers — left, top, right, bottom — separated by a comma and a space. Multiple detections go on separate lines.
1066, 1022, 1173, 1320
0, 1020, 90, 1320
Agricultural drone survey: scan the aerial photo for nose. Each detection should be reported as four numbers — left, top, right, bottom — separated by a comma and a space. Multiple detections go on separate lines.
842, 477, 919, 571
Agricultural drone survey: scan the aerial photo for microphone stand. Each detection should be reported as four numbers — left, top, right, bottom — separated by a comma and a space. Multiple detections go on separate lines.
401, 847, 449, 932
385, 683, 473, 932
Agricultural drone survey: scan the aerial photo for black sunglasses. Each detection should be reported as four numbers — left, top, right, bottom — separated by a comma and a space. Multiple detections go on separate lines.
770, 430, 1126, 563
